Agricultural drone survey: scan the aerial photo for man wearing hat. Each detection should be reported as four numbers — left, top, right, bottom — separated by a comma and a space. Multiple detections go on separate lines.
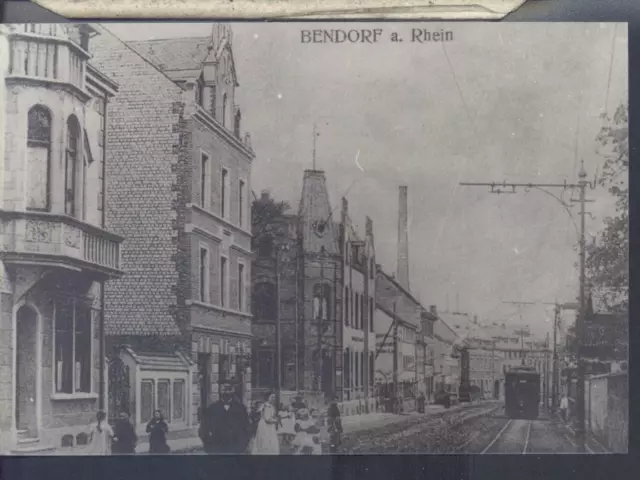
199, 379, 251, 454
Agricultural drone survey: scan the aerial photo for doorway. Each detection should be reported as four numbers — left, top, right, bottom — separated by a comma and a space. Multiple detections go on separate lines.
494, 380, 500, 400
15, 306, 39, 437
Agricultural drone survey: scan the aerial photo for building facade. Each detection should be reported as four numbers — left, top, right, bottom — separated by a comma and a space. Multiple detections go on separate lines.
0, 24, 123, 453
251, 171, 379, 405
89, 24, 254, 433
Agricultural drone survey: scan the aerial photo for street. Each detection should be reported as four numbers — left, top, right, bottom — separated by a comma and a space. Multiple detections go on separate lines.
338, 402, 608, 454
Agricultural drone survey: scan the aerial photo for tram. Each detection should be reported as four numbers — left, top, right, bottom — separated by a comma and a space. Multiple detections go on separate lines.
504, 367, 540, 420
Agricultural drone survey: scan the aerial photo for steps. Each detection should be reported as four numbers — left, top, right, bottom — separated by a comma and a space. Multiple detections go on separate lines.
10, 430, 56, 455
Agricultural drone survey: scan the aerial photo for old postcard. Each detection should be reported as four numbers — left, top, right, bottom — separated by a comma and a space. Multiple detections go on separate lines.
31, 0, 528, 20
0, 22, 628, 455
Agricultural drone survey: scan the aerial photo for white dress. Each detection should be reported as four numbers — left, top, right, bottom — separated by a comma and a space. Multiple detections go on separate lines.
251, 404, 280, 455
87, 422, 114, 455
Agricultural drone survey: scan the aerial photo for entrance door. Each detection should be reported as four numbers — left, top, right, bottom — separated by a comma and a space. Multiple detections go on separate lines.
494, 380, 500, 399
15, 306, 38, 436
197, 353, 211, 419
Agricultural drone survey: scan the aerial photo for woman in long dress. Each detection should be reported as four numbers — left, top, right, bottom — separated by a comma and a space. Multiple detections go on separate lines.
251, 393, 280, 455
88, 410, 114, 455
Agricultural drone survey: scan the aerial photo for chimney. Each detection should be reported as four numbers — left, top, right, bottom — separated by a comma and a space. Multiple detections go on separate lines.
397, 186, 410, 291
429, 305, 438, 317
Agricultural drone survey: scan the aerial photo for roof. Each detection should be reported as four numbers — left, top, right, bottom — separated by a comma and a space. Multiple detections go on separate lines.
122, 347, 193, 372
127, 37, 213, 74
438, 312, 492, 342
298, 170, 340, 255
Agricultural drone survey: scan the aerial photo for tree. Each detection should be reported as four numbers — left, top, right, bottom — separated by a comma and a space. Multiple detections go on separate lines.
251, 190, 291, 254
585, 103, 629, 314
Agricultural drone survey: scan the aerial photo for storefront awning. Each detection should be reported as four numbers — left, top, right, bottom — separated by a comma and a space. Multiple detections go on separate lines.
121, 346, 193, 373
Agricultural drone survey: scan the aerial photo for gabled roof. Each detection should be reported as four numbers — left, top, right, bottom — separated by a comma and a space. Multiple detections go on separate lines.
298, 170, 340, 255
127, 37, 212, 73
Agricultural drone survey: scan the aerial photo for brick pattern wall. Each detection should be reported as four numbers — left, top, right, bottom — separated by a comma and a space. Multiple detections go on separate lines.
90, 28, 185, 337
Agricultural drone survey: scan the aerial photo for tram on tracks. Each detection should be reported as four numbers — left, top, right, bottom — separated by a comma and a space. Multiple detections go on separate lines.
504, 366, 540, 420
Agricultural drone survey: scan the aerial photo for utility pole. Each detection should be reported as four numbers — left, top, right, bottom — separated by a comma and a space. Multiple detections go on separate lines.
275, 251, 282, 410
461, 162, 594, 452
393, 300, 399, 412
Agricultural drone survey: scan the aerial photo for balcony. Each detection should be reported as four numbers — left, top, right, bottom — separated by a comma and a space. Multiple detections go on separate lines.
0, 211, 124, 278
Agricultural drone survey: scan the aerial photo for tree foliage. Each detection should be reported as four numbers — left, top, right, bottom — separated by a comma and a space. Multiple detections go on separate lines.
251, 190, 291, 252
585, 103, 629, 314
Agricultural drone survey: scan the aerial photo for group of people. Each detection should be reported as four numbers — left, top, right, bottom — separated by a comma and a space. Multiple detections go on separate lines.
198, 382, 343, 454
86, 410, 171, 455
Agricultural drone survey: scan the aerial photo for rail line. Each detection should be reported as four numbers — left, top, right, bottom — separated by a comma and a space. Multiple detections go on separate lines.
481, 418, 533, 454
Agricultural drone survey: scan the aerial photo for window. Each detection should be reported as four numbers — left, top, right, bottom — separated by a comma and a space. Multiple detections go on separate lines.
222, 93, 228, 127
238, 179, 245, 227
158, 380, 171, 421
355, 293, 360, 329
199, 247, 209, 302
221, 168, 229, 219
141, 380, 155, 423
360, 352, 364, 387
344, 287, 350, 326
360, 294, 365, 331
27, 106, 51, 210
196, 74, 205, 107
65, 116, 81, 217
238, 263, 245, 311
354, 351, 359, 387
220, 256, 227, 307
54, 298, 92, 394
200, 153, 209, 208
369, 297, 374, 332
209, 85, 217, 118
313, 284, 329, 321
369, 352, 374, 387
173, 380, 185, 421
234, 110, 241, 137
343, 349, 351, 389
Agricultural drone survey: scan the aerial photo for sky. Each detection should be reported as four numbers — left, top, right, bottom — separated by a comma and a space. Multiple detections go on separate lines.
105, 22, 628, 338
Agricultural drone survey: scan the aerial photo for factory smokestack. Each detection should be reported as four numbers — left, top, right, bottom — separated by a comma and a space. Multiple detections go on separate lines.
397, 186, 410, 292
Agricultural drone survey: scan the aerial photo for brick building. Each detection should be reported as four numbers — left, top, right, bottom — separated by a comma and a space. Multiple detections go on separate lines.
89, 24, 254, 433
0, 24, 123, 453
252, 170, 380, 405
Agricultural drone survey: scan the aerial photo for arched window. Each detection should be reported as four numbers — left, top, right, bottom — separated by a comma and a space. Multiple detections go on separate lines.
195, 73, 205, 107
234, 109, 241, 138
313, 284, 330, 321
222, 93, 228, 127
209, 84, 217, 118
65, 116, 80, 217
26, 106, 51, 210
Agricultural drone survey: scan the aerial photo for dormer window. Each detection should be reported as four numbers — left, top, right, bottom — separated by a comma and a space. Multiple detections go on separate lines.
195, 74, 205, 108
222, 93, 228, 127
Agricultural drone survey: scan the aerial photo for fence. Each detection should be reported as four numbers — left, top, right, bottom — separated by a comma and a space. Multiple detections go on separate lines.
585, 372, 628, 452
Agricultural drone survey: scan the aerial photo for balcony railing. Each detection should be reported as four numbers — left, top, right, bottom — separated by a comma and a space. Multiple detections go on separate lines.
0, 211, 123, 276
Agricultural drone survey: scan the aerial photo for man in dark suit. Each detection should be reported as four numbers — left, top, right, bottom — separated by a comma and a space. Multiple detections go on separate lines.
199, 380, 250, 454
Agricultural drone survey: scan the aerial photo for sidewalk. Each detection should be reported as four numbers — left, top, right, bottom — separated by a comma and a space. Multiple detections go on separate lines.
550, 411, 610, 454
147, 401, 482, 453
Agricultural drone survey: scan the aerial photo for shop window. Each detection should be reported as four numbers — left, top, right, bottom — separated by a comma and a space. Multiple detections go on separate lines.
54, 298, 92, 394
141, 380, 155, 424
158, 380, 171, 421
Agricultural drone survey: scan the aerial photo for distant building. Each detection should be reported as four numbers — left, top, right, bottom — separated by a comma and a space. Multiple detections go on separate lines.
0, 24, 122, 453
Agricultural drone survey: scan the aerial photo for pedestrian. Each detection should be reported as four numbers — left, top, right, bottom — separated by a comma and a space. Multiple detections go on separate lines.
292, 407, 322, 455
87, 410, 114, 455
560, 394, 569, 423
112, 411, 137, 454
199, 381, 251, 454
326, 398, 343, 454
146, 410, 170, 454
251, 392, 280, 455
417, 392, 426, 414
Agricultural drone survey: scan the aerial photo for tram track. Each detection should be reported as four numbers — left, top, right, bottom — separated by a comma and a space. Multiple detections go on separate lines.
481, 418, 533, 454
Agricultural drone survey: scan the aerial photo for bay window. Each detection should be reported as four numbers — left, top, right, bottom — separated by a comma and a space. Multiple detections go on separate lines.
54, 298, 93, 394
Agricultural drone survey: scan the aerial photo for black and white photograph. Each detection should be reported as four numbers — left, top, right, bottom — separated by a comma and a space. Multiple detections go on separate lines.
0, 21, 628, 455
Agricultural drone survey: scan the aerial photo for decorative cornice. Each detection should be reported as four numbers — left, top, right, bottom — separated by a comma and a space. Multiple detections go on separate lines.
5, 76, 91, 103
